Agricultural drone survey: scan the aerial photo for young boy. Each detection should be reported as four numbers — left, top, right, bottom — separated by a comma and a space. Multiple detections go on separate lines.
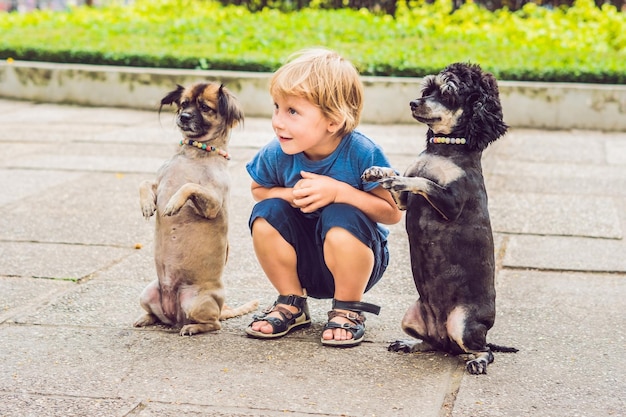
245, 48, 402, 347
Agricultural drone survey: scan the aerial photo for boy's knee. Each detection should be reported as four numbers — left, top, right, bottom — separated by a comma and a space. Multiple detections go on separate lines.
251, 217, 272, 236
251, 217, 290, 247
249, 198, 293, 233
325, 226, 363, 248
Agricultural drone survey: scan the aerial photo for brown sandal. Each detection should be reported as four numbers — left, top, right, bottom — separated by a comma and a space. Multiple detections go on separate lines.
245, 294, 311, 339
321, 300, 380, 347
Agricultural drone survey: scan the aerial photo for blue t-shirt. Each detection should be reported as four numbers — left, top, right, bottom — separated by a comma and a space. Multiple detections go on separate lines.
247, 130, 391, 191
246, 130, 393, 237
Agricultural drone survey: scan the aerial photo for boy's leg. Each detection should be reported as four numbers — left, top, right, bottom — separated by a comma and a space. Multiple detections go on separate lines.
249, 217, 305, 335
317, 203, 388, 343
322, 227, 374, 342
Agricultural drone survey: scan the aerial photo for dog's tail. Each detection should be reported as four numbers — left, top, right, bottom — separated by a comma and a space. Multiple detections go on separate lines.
487, 343, 519, 353
220, 299, 260, 320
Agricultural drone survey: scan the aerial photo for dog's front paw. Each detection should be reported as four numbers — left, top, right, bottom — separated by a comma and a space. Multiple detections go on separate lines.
362, 166, 397, 183
140, 201, 157, 219
466, 358, 489, 375
379, 177, 409, 192
162, 198, 183, 217
388, 339, 419, 353
465, 350, 494, 375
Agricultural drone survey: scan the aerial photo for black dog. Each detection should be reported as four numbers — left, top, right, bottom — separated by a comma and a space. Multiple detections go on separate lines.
362, 63, 515, 374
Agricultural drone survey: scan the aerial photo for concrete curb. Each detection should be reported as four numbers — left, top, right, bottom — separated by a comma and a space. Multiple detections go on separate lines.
1, 60, 626, 130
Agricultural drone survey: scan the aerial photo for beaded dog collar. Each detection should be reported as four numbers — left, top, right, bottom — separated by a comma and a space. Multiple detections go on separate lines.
179, 139, 231, 160
430, 137, 467, 145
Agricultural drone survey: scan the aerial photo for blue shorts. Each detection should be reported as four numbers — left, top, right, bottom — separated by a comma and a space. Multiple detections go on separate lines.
248, 198, 389, 299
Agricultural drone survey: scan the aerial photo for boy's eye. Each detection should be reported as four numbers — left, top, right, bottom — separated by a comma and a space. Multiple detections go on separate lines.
288, 108, 297, 115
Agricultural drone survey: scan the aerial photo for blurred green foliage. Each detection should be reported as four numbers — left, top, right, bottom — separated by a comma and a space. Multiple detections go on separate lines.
1, 0, 625, 83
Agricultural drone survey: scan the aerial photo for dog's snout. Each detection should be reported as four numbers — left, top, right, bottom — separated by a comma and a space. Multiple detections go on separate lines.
410, 100, 420, 109
179, 112, 192, 122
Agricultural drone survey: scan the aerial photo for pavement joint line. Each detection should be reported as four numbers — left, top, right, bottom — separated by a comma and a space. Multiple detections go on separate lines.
502, 266, 626, 275
0, 239, 138, 249
438, 361, 466, 417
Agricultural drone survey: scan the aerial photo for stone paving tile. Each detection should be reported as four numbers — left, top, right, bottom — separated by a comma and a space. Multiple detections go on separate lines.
493, 130, 609, 165
0, 172, 151, 246
0, 326, 134, 398
0, 168, 83, 206
0, 241, 132, 281
503, 234, 626, 273
0, 276, 73, 324
0, 324, 453, 417
0, 102, 154, 125
0, 394, 138, 417
453, 269, 626, 417
3, 152, 164, 174
490, 192, 622, 239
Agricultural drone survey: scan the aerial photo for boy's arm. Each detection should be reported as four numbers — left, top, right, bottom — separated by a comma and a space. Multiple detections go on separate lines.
251, 180, 297, 207
292, 172, 402, 225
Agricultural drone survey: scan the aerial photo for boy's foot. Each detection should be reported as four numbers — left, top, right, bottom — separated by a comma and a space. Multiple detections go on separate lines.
321, 300, 381, 348
245, 294, 311, 339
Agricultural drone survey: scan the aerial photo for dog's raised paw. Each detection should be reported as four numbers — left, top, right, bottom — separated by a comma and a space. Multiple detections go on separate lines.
379, 177, 407, 192
362, 166, 397, 183
161, 200, 182, 217
141, 202, 157, 219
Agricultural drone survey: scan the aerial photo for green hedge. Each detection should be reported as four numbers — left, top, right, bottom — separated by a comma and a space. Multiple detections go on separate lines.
1, 0, 625, 83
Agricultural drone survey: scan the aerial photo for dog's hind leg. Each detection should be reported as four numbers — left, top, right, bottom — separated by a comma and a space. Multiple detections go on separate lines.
179, 288, 224, 336
388, 338, 436, 353
447, 305, 493, 374
389, 299, 437, 353
134, 279, 172, 328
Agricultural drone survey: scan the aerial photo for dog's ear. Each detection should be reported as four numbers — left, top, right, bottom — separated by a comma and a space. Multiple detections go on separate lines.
464, 72, 508, 151
217, 84, 245, 128
159, 84, 185, 114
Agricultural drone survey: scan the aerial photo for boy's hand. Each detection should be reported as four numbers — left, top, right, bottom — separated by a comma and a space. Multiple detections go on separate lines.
292, 171, 341, 213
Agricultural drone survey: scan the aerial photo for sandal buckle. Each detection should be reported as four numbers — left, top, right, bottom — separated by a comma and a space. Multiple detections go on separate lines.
345, 311, 362, 321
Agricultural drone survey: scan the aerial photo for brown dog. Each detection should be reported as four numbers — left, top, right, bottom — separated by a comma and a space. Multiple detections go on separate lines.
134, 82, 258, 336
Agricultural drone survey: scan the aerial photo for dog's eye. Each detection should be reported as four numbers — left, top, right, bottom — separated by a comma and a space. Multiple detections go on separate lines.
199, 102, 213, 113
440, 92, 459, 108
180, 100, 190, 108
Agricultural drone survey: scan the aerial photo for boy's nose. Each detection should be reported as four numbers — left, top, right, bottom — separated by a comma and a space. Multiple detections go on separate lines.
271, 113, 284, 129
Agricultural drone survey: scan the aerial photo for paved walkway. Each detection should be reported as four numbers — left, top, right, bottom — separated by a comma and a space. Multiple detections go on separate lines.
0, 98, 624, 417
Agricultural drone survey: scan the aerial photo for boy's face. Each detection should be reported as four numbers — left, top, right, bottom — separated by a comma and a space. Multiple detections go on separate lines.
271, 94, 341, 161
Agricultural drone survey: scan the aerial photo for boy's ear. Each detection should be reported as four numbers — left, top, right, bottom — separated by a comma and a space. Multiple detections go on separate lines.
327, 117, 345, 134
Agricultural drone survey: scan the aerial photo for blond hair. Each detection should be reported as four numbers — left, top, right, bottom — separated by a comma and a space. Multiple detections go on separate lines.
270, 48, 364, 138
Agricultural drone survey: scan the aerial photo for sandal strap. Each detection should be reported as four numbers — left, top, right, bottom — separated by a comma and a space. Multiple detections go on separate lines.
328, 309, 365, 325
276, 294, 308, 309
323, 320, 360, 331
261, 293, 308, 315
332, 299, 381, 315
